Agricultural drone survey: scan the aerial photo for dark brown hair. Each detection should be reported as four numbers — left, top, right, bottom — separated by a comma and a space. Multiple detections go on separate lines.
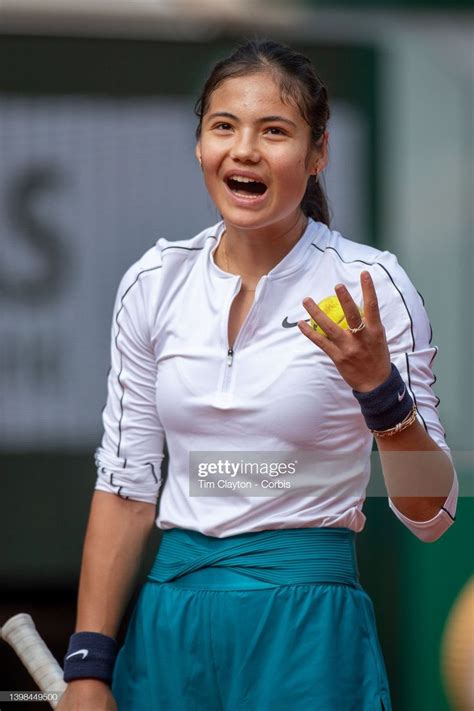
194, 39, 331, 226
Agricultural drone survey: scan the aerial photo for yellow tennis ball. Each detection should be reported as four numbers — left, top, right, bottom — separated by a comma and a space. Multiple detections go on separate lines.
309, 295, 362, 336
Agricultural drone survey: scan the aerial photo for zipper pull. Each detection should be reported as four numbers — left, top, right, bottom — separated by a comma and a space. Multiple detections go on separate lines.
227, 347, 234, 367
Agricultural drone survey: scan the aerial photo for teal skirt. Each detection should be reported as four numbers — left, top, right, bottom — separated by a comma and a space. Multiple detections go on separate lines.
112, 527, 392, 710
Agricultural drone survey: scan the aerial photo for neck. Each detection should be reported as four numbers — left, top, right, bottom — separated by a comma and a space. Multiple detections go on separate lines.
221, 211, 308, 278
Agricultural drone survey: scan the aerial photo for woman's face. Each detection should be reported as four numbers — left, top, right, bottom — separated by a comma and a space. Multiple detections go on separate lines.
196, 71, 327, 234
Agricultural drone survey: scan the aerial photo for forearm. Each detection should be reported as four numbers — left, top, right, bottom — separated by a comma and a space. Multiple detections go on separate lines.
376, 420, 455, 521
75, 490, 157, 638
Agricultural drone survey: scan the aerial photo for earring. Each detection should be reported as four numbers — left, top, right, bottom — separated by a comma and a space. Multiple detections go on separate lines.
198, 157, 202, 169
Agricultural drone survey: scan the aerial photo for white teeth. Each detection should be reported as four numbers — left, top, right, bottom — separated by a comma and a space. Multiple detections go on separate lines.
232, 192, 260, 199
229, 175, 260, 183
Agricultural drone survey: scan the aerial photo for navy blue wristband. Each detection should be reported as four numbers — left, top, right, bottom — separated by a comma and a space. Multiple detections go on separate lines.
63, 631, 118, 684
352, 363, 414, 431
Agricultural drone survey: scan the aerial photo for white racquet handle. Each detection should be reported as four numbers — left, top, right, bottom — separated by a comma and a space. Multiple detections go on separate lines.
1, 613, 66, 708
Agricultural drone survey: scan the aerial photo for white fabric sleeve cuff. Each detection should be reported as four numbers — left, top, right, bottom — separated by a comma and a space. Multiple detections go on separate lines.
94, 447, 163, 505
388, 467, 459, 543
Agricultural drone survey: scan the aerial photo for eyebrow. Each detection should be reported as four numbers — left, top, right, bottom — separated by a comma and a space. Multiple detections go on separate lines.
207, 111, 297, 129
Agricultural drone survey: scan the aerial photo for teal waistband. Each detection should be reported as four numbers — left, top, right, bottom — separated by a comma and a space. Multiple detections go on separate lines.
148, 527, 361, 589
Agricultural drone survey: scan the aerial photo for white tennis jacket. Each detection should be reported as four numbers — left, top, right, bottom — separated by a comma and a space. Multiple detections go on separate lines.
95, 219, 458, 542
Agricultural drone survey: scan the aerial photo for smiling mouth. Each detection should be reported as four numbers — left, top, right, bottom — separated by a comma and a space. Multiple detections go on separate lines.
225, 176, 268, 199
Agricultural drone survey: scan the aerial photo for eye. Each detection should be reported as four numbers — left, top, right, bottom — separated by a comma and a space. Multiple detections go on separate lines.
265, 127, 287, 136
214, 122, 233, 131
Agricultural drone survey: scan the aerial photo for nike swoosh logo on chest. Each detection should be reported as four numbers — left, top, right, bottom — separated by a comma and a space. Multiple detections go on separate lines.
282, 317, 310, 328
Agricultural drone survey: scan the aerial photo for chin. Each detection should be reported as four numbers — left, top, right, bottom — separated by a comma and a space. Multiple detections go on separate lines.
223, 217, 274, 234
222, 208, 301, 234
218, 203, 281, 229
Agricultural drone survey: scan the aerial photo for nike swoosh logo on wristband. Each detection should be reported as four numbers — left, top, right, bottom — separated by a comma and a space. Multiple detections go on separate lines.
397, 386, 406, 402
65, 649, 89, 661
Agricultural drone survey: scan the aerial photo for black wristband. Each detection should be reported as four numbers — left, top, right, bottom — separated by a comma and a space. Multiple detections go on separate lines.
63, 631, 118, 684
352, 363, 414, 431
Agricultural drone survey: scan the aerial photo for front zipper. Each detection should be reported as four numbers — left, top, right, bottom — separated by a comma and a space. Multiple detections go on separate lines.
221, 280, 241, 389
221, 276, 266, 391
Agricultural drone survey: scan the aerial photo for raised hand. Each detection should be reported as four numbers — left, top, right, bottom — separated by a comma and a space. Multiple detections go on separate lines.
298, 270, 392, 392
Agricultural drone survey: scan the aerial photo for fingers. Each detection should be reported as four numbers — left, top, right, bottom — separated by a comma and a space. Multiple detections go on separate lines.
297, 317, 336, 357
360, 271, 381, 326
302, 298, 341, 340
334, 283, 364, 329
298, 274, 390, 390
300, 272, 382, 350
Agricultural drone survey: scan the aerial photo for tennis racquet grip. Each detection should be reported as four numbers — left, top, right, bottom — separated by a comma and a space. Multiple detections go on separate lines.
1, 613, 66, 708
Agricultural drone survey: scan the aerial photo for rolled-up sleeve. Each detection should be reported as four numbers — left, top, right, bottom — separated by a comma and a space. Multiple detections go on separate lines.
388, 469, 458, 542
373, 251, 459, 542
94, 257, 165, 505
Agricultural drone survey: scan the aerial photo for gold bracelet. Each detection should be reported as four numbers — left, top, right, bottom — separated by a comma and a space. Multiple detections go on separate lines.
370, 404, 418, 438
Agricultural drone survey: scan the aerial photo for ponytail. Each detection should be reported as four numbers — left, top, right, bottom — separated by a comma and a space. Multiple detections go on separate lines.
301, 175, 331, 227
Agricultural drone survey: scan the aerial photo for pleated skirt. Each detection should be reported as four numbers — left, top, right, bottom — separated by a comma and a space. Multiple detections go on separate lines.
112, 527, 392, 710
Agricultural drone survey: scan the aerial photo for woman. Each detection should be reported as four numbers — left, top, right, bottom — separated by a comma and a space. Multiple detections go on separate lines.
57, 40, 458, 710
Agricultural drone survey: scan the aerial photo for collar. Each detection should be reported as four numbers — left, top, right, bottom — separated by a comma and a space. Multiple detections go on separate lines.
208, 218, 325, 282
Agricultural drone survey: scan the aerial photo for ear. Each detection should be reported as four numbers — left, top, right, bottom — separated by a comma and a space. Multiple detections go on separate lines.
309, 130, 329, 175
195, 143, 202, 168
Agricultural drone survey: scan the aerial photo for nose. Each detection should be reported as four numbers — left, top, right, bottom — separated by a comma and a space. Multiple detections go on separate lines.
229, 130, 260, 163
